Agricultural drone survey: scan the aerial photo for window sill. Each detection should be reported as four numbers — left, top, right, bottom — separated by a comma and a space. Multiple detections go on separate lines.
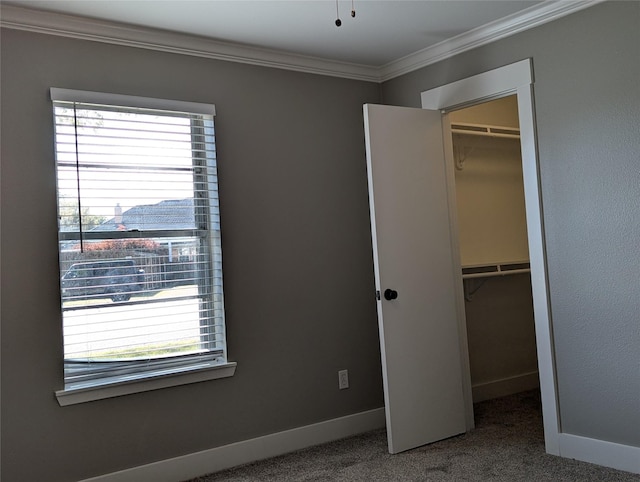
55, 361, 237, 406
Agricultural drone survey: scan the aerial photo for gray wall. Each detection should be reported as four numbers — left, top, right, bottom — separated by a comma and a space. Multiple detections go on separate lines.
464, 275, 537, 396
382, 0, 640, 447
0, 29, 382, 481
2, 2, 639, 480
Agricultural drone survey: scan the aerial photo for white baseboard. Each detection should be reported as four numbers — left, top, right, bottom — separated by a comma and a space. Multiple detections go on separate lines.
67, 399, 640, 480
558, 433, 640, 475
79, 407, 386, 482
472, 371, 539, 402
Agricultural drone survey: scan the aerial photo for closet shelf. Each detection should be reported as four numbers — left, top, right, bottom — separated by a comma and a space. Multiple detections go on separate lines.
462, 261, 530, 279
452, 122, 520, 170
451, 122, 520, 139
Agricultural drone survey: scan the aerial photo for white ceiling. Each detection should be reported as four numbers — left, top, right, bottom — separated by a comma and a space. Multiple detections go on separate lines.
4, 0, 547, 65
2, 1, 600, 80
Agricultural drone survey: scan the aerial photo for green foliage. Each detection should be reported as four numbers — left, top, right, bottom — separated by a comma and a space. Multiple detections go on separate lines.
58, 197, 107, 231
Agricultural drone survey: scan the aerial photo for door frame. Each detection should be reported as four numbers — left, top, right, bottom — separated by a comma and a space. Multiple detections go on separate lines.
421, 59, 560, 455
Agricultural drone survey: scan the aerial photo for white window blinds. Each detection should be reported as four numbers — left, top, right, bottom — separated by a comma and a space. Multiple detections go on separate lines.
51, 88, 227, 390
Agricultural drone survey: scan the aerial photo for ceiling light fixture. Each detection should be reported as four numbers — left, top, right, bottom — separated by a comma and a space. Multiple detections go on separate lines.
335, 0, 356, 27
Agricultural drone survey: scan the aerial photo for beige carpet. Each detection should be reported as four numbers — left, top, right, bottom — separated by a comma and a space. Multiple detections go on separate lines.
187, 391, 639, 481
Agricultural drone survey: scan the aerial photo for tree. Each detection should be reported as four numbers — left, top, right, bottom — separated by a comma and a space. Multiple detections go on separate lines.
58, 197, 107, 231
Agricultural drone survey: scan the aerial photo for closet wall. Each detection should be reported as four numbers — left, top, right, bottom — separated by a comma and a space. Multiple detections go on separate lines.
449, 96, 539, 402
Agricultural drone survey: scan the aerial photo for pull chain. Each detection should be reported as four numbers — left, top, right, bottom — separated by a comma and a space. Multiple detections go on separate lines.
336, 0, 355, 26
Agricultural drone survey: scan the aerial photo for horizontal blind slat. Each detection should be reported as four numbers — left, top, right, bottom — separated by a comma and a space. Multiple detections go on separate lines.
53, 94, 226, 388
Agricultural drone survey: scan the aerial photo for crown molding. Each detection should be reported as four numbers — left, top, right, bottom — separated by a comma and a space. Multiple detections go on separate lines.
1, 1, 605, 84
0, 4, 380, 83
379, 0, 606, 82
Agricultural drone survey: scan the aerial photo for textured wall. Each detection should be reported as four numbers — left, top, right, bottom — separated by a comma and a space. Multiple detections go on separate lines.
382, 1, 640, 448
0, 29, 382, 481
464, 275, 537, 391
2, 3, 639, 481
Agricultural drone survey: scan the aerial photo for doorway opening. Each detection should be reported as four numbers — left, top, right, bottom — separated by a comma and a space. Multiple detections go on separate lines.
363, 60, 557, 456
446, 96, 540, 417
420, 60, 559, 455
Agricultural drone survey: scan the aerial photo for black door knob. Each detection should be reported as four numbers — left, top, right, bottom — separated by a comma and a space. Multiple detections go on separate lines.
384, 289, 398, 300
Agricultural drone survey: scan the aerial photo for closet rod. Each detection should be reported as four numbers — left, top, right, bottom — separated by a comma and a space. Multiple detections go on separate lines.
451, 122, 520, 139
462, 268, 530, 279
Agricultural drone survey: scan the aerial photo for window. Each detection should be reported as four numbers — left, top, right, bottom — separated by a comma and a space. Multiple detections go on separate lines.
51, 88, 235, 405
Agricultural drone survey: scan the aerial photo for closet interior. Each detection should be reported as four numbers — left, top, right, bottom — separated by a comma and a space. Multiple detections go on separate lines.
449, 96, 539, 403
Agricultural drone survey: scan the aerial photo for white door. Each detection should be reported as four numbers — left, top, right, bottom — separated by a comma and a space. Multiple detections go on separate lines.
363, 104, 466, 454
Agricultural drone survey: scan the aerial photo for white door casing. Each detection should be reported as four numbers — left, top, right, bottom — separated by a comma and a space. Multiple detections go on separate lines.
365, 58, 639, 475
420, 59, 560, 455
363, 103, 467, 454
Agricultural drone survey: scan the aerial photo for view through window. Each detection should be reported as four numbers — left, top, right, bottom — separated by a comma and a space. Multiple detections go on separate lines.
52, 89, 227, 391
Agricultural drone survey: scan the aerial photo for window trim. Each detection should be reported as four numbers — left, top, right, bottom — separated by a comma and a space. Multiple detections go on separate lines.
51, 88, 234, 405
50, 88, 216, 116
56, 361, 237, 406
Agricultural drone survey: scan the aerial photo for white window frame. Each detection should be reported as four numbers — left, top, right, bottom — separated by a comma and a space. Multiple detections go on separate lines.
51, 88, 236, 406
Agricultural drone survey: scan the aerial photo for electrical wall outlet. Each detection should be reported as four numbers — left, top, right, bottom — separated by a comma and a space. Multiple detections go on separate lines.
338, 369, 349, 390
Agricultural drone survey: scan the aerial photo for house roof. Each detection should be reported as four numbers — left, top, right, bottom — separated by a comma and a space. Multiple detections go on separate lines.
93, 198, 217, 232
